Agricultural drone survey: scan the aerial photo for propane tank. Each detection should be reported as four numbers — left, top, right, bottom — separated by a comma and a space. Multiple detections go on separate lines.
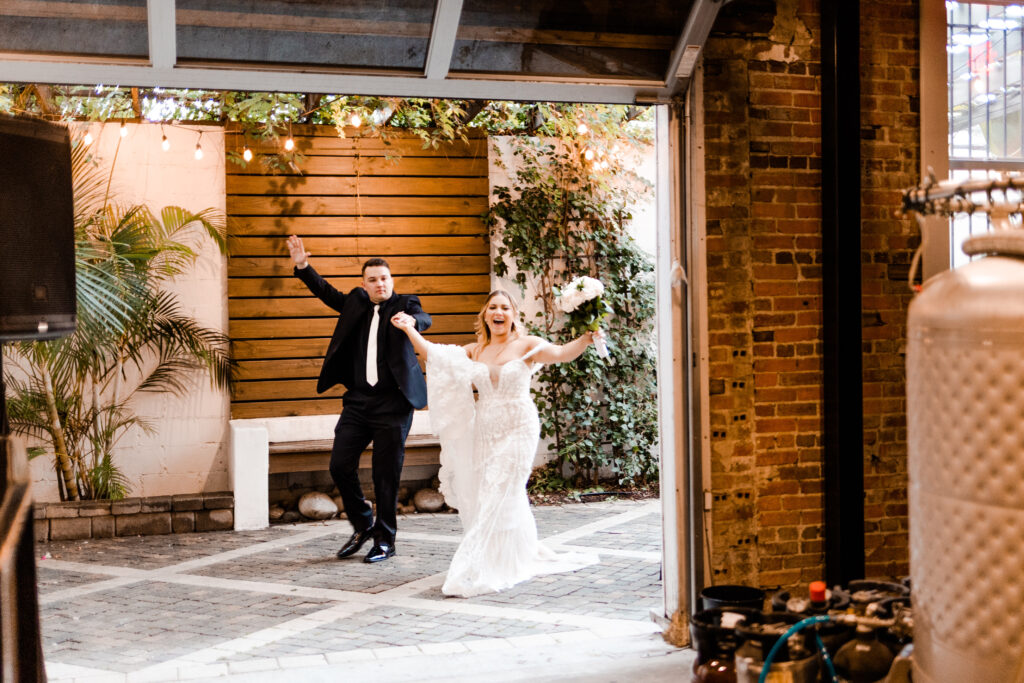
832, 624, 895, 683
733, 612, 819, 683
906, 229, 1024, 682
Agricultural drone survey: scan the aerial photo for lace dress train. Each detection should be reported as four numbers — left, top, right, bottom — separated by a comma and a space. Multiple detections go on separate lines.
426, 343, 599, 598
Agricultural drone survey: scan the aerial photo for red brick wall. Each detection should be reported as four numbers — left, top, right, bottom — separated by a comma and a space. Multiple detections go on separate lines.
859, 0, 919, 579
702, 0, 919, 590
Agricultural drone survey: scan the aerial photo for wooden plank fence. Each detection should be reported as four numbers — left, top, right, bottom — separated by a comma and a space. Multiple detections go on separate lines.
227, 125, 490, 419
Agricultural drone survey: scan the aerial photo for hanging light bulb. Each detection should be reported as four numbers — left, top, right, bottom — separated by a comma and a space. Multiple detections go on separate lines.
83, 131, 93, 145
350, 113, 362, 128
242, 146, 253, 162
119, 121, 128, 138
194, 143, 203, 160
583, 148, 595, 161
161, 134, 170, 151
576, 122, 589, 135
284, 137, 295, 151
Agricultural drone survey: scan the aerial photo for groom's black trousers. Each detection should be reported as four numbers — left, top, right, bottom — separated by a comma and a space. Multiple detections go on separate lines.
330, 400, 413, 546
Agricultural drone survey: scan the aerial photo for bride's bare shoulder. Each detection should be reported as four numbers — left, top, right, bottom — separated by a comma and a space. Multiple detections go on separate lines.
521, 335, 548, 350
462, 342, 478, 359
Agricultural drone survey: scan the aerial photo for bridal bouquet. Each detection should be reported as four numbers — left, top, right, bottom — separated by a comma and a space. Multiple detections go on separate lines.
555, 275, 611, 358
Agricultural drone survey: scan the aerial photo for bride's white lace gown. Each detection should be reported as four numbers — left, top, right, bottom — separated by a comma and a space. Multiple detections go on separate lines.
426, 343, 599, 597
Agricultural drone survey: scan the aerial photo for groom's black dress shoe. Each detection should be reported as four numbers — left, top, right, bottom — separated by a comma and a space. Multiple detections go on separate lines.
336, 529, 373, 559
364, 543, 395, 563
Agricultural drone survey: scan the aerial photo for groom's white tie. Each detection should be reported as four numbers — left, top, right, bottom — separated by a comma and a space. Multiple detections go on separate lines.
366, 304, 380, 386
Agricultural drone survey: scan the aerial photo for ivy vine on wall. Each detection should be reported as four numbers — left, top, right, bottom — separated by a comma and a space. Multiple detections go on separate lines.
487, 134, 659, 488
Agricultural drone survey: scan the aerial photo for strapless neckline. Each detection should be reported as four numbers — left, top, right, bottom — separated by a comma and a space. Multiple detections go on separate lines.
471, 357, 528, 391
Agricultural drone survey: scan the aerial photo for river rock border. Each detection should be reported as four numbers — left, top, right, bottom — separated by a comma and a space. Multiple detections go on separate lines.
34, 492, 234, 542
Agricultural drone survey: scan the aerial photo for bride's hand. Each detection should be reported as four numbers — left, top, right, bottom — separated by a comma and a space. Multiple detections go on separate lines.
587, 328, 605, 345
391, 313, 415, 331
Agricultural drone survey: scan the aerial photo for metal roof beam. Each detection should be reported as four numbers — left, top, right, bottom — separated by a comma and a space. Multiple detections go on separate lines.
0, 59, 642, 104
146, 0, 176, 69
661, 0, 732, 98
424, 0, 463, 80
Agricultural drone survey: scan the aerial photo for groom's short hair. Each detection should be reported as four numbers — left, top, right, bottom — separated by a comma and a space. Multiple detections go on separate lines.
362, 257, 390, 274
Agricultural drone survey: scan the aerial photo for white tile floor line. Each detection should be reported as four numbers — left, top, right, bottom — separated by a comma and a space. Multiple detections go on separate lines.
551, 543, 661, 561
162, 525, 345, 573
543, 500, 660, 544
130, 602, 367, 674
147, 571, 377, 603
41, 559, 150, 577
399, 531, 460, 544
394, 596, 661, 633
38, 575, 146, 606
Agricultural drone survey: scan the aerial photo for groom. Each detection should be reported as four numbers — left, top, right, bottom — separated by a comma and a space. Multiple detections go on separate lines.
287, 235, 431, 563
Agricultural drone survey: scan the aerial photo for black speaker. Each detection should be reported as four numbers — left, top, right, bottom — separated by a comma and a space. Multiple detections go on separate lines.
0, 115, 76, 341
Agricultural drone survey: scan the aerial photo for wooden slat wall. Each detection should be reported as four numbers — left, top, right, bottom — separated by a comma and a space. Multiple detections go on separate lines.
227, 125, 489, 419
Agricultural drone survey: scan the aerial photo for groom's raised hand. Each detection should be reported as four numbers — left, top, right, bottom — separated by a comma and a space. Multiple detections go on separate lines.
287, 235, 311, 269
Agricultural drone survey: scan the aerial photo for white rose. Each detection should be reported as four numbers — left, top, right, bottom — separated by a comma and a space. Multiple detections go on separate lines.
577, 276, 604, 301
556, 276, 605, 313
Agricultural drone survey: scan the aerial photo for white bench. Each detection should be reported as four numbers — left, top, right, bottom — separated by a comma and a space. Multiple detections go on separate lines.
228, 412, 438, 530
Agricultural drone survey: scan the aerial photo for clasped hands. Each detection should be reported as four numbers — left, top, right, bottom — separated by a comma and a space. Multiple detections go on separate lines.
391, 312, 416, 330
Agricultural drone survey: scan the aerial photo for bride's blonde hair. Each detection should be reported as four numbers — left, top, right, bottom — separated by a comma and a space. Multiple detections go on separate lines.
475, 290, 523, 347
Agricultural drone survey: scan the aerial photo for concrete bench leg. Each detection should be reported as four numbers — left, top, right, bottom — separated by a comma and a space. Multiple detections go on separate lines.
229, 421, 269, 530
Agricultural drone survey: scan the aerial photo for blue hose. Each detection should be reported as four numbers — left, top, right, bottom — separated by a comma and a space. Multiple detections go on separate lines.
756, 615, 839, 683
814, 632, 839, 683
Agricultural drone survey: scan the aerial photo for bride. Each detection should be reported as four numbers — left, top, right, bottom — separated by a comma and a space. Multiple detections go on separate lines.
391, 290, 603, 597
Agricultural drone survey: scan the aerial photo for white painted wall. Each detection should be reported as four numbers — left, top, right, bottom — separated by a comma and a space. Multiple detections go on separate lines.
486, 136, 656, 467
23, 122, 230, 501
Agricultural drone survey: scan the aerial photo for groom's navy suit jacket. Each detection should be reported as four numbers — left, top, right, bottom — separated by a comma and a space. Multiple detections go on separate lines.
294, 265, 431, 410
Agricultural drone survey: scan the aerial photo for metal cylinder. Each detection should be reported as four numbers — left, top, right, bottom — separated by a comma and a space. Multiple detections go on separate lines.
907, 230, 1024, 682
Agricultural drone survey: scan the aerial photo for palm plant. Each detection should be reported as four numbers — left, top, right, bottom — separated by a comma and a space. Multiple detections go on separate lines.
3, 133, 233, 500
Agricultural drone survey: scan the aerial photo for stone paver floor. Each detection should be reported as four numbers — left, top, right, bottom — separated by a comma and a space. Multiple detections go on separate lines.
37, 499, 694, 682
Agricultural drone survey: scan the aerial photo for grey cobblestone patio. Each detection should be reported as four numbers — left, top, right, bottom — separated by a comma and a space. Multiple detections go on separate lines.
37, 498, 694, 682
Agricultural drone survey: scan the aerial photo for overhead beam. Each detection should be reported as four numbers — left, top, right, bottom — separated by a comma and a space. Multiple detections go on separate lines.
424, 0, 463, 80
146, 0, 175, 69
0, 59, 645, 104
662, 0, 733, 97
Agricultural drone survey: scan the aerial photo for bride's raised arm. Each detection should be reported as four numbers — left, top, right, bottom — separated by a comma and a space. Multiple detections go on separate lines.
528, 329, 606, 365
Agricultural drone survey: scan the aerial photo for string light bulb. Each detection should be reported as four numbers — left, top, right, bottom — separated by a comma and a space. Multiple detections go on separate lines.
161, 134, 170, 151
576, 122, 589, 135
583, 148, 595, 161
242, 146, 253, 162
284, 136, 295, 151
119, 121, 128, 138
350, 113, 362, 128
194, 143, 203, 160
83, 131, 93, 145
